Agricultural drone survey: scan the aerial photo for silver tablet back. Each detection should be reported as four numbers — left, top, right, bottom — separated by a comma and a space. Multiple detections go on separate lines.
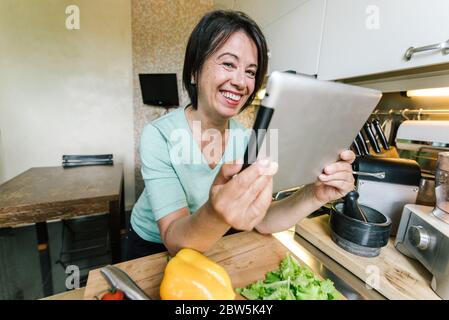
259, 71, 382, 193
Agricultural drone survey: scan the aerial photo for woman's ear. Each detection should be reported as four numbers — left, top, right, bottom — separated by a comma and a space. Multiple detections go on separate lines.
190, 75, 196, 85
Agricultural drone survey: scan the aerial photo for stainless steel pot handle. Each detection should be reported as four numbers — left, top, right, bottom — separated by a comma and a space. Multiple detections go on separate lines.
404, 39, 449, 61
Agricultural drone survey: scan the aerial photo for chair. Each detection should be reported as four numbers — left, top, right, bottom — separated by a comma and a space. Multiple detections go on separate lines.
56, 154, 115, 287
55, 215, 111, 287
62, 154, 113, 168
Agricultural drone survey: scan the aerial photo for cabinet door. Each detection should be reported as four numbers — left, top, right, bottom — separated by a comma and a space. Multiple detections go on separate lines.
263, 0, 326, 75
318, 0, 449, 80
232, 0, 308, 28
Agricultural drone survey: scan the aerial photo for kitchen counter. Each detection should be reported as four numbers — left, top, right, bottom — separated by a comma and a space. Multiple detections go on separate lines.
82, 229, 384, 300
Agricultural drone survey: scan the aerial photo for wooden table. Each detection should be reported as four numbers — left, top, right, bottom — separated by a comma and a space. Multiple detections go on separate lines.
0, 164, 125, 297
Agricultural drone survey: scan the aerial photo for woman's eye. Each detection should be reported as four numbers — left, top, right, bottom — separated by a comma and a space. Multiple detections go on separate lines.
246, 70, 256, 78
223, 62, 235, 68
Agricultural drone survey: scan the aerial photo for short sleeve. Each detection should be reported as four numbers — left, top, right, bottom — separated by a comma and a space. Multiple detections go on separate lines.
139, 124, 188, 221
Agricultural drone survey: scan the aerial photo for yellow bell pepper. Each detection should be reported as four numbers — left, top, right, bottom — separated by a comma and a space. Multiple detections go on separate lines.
160, 248, 235, 300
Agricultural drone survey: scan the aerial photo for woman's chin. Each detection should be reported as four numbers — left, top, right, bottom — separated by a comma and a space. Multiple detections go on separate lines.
216, 104, 242, 118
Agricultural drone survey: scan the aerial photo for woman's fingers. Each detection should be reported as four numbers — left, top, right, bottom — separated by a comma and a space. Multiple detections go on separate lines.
230, 158, 278, 190
252, 176, 273, 213
318, 171, 354, 183
323, 160, 353, 175
340, 150, 356, 163
321, 179, 354, 193
213, 162, 243, 186
234, 176, 273, 230
240, 174, 272, 204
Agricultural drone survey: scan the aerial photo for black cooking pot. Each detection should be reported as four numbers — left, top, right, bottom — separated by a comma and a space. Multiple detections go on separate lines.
329, 196, 392, 257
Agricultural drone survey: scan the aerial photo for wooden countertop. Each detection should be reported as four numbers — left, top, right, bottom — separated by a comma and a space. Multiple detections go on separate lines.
83, 230, 324, 300
76, 217, 438, 299
296, 214, 441, 300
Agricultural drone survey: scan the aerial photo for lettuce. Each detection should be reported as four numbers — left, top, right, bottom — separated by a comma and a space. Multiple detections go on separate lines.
236, 254, 342, 300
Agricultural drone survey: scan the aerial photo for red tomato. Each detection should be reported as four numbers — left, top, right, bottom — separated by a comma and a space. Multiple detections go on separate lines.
101, 288, 125, 300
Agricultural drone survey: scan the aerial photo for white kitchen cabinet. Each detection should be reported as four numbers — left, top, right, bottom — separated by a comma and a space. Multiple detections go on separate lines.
318, 0, 449, 80
216, 0, 326, 75
263, 0, 326, 75
232, 0, 308, 28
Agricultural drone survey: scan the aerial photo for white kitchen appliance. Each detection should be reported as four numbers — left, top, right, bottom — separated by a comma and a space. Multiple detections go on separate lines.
395, 152, 449, 300
354, 156, 421, 235
395, 120, 449, 174
395, 204, 449, 300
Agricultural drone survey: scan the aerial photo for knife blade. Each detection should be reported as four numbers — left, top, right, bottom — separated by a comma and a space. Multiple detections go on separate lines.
356, 132, 369, 156
372, 119, 390, 150
363, 122, 381, 153
351, 139, 362, 156
100, 265, 151, 300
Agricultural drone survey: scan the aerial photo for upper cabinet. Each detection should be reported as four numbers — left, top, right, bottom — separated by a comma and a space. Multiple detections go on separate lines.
318, 0, 449, 80
215, 0, 326, 76
263, 0, 326, 75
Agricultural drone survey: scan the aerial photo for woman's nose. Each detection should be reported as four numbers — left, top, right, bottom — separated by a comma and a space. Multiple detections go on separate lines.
230, 69, 246, 90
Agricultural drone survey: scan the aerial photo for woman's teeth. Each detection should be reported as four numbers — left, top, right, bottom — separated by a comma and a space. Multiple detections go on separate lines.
221, 91, 241, 102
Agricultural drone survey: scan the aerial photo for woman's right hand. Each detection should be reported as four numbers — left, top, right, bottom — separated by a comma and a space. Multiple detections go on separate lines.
207, 158, 278, 231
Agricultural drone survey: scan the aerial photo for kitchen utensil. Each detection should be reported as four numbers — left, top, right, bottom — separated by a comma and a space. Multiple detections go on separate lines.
329, 192, 392, 257
352, 170, 385, 179
433, 152, 449, 224
343, 191, 368, 222
372, 119, 390, 150
100, 265, 151, 300
356, 132, 369, 156
395, 204, 449, 300
364, 122, 381, 153
351, 140, 362, 156
354, 156, 421, 235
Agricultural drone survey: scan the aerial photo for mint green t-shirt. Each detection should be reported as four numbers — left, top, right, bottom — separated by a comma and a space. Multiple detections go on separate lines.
131, 106, 249, 243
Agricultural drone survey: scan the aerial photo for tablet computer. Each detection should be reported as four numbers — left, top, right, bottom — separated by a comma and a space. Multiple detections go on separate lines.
243, 71, 382, 193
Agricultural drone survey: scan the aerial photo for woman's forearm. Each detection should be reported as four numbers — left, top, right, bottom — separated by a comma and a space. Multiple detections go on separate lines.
255, 184, 324, 234
163, 201, 231, 256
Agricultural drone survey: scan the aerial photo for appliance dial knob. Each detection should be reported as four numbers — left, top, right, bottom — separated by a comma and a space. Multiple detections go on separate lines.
408, 226, 430, 250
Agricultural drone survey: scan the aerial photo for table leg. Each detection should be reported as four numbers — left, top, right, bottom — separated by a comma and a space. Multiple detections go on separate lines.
109, 200, 122, 263
120, 177, 125, 230
36, 222, 54, 297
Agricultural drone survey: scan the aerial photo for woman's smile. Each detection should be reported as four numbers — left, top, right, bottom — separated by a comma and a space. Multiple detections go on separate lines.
219, 90, 243, 107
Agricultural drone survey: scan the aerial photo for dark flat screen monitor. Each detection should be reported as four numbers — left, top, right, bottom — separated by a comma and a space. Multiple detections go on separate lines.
139, 73, 179, 107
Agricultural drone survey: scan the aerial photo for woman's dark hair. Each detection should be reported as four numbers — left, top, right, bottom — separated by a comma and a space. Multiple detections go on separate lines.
182, 10, 268, 111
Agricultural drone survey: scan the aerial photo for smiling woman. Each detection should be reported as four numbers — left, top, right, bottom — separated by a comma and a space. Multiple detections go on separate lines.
127, 10, 356, 261
127, 10, 271, 260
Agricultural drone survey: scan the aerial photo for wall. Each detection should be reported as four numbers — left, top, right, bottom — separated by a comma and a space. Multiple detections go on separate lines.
0, 0, 135, 208
132, 0, 259, 197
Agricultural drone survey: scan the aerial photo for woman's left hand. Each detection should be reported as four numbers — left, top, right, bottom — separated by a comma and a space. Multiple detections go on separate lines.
313, 150, 356, 204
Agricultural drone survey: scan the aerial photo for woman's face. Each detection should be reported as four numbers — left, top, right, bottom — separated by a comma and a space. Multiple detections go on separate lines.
196, 30, 258, 119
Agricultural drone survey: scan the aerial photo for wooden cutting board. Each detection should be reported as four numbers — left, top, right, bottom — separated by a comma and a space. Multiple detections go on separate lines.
296, 215, 441, 300
83, 231, 343, 300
